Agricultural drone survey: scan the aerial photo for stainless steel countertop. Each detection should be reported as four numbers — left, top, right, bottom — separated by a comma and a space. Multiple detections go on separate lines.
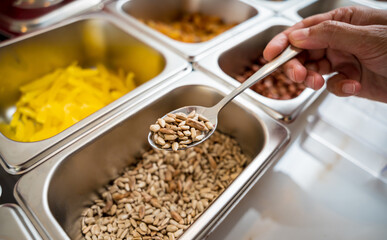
0, 203, 41, 239
207, 93, 387, 240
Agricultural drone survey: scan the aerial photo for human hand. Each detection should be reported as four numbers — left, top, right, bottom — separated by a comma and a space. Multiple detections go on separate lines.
263, 6, 387, 103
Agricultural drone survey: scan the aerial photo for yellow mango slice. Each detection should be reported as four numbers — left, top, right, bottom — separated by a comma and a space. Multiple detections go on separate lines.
1, 63, 136, 142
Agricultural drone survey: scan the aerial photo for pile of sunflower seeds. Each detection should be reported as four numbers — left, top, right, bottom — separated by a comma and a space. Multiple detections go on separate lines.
81, 131, 249, 240
150, 110, 214, 151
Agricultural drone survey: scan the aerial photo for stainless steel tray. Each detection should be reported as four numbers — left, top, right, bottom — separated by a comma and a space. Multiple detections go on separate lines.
15, 70, 290, 240
0, 0, 104, 34
0, 203, 41, 240
251, 0, 305, 12
282, 0, 369, 22
195, 17, 324, 122
0, 12, 190, 174
106, 0, 274, 61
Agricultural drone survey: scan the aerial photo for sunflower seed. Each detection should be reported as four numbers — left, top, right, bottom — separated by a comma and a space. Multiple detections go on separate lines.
81, 131, 248, 240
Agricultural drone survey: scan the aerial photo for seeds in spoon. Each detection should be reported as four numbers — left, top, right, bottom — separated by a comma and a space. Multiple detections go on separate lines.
150, 110, 214, 151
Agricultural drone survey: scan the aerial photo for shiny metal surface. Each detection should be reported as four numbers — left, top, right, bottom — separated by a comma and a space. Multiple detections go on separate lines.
15, 71, 290, 240
13, 0, 63, 9
150, 45, 300, 150
106, 0, 274, 61
0, 12, 190, 174
303, 95, 387, 184
282, 0, 368, 22
0, 0, 103, 34
195, 17, 324, 122
0, 203, 41, 240
207, 91, 387, 240
252, 0, 302, 12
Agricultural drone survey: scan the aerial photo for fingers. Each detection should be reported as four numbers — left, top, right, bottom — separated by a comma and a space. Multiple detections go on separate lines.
282, 58, 325, 90
326, 73, 362, 97
305, 58, 332, 75
264, 6, 387, 61
263, 33, 289, 61
288, 21, 378, 57
347, 6, 387, 25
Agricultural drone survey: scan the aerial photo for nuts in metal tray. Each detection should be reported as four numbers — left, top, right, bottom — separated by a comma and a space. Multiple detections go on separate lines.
81, 131, 249, 240
234, 55, 306, 100
150, 110, 214, 151
139, 12, 238, 43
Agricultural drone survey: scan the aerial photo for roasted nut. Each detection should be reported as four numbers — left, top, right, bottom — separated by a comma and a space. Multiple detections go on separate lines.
158, 118, 166, 128
234, 54, 306, 100
82, 131, 248, 239
150, 124, 161, 132
159, 128, 176, 135
175, 112, 187, 120
186, 119, 206, 131
150, 110, 214, 151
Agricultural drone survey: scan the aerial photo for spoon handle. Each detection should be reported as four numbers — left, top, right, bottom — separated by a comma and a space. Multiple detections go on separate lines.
211, 45, 302, 113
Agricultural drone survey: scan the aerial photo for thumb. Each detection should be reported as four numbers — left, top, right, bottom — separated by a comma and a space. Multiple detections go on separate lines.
288, 21, 371, 55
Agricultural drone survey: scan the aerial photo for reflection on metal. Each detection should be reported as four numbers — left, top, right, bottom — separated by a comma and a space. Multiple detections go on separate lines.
196, 17, 324, 122
15, 71, 289, 240
106, 0, 274, 61
13, 0, 63, 9
0, 13, 189, 174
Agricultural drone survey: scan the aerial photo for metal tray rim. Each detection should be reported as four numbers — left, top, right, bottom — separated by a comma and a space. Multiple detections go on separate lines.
15, 70, 290, 240
106, 0, 274, 61
0, 0, 105, 34
195, 16, 324, 122
0, 12, 190, 175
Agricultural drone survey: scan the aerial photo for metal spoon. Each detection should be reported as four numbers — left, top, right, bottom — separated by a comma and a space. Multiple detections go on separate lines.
149, 45, 301, 151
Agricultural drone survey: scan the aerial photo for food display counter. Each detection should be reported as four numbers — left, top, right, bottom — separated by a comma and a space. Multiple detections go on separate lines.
0, 0, 386, 240
0, 203, 41, 239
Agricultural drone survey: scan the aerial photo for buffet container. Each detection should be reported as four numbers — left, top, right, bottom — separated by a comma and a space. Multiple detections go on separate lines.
106, 0, 274, 61
0, 203, 41, 239
282, 0, 369, 22
15, 71, 290, 240
251, 0, 309, 12
0, 12, 190, 174
0, 0, 104, 34
195, 17, 324, 122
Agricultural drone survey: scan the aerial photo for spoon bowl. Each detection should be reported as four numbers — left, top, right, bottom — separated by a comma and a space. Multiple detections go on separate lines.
149, 45, 301, 151
148, 105, 217, 151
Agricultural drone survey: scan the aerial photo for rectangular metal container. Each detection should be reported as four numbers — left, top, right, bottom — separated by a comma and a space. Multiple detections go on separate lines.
0, 0, 104, 34
251, 0, 306, 12
15, 71, 290, 240
282, 0, 369, 22
0, 12, 190, 174
195, 17, 324, 122
106, 0, 274, 61
0, 203, 41, 239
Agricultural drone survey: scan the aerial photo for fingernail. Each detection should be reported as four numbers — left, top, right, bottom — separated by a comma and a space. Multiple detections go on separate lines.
291, 28, 310, 41
306, 75, 315, 89
342, 83, 355, 94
